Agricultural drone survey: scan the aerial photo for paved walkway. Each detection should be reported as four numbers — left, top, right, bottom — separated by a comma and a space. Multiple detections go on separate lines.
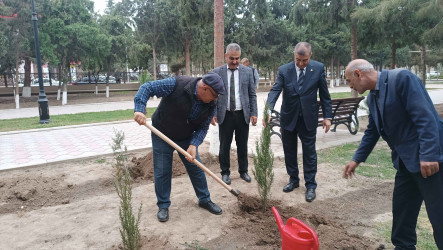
1, 85, 443, 171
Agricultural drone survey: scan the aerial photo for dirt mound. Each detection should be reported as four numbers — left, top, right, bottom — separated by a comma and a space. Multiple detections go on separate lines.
0, 174, 114, 215
217, 194, 376, 249
129, 151, 188, 180
129, 150, 221, 181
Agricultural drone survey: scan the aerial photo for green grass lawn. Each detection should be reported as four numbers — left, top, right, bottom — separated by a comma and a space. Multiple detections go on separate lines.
0, 107, 156, 132
376, 206, 438, 249
317, 141, 395, 180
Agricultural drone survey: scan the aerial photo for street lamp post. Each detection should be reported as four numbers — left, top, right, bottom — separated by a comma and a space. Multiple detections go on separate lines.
31, 0, 50, 123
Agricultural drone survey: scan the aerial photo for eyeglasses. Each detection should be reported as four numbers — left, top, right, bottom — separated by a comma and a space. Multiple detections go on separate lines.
205, 85, 218, 99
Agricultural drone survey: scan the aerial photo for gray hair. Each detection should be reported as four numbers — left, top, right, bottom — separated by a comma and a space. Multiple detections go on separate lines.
346, 60, 375, 76
226, 43, 241, 54
294, 42, 312, 56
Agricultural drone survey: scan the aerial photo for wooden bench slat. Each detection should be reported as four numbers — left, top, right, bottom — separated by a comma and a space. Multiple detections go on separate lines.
270, 96, 365, 137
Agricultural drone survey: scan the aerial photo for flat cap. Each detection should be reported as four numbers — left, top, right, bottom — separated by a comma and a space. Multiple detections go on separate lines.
202, 72, 225, 95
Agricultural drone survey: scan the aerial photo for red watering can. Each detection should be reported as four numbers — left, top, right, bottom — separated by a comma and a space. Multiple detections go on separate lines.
272, 207, 319, 250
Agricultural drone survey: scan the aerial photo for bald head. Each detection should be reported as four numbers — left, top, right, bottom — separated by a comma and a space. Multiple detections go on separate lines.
241, 58, 250, 66
345, 59, 378, 94
346, 59, 375, 76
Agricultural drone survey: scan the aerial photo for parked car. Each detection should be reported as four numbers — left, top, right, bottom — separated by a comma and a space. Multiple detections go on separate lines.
129, 72, 139, 81
72, 76, 117, 85
98, 75, 116, 83
430, 71, 439, 76
19, 78, 60, 87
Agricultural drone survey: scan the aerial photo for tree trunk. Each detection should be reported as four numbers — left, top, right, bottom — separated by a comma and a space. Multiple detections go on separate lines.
15, 59, 20, 109
273, 65, 278, 82
24, 56, 31, 87
330, 57, 334, 88
153, 45, 157, 80
57, 64, 62, 100
350, 0, 358, 97
185, 35, 191, 76
420, 45, 426, 86
210, 0, 224, 157
390, 41, 397, 69
22, 56, 32, 97
336, 57, 341, 86
214, 0, 224, 68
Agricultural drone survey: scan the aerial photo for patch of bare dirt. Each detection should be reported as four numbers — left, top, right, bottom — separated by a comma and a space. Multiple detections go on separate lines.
0, 142, 390, 249
0, 93, 440, 249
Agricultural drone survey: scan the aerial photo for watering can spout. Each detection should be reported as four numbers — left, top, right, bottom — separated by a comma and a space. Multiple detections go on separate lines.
272, 206, 284, 232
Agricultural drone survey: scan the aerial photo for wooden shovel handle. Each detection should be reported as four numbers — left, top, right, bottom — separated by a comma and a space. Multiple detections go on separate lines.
143, 122, 237, 195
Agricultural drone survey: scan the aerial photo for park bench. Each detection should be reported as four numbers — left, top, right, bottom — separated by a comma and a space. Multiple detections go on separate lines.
270, 96, 365, 139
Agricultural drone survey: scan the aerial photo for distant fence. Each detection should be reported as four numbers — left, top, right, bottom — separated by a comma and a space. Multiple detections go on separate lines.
0, 71, 146, 87
0, 83, 141, 97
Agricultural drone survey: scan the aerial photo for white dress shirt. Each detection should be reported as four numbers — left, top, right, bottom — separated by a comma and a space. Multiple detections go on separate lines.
227, 66, 242, 111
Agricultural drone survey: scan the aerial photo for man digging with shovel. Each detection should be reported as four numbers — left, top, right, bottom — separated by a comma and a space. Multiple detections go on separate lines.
134, 73, 225, 222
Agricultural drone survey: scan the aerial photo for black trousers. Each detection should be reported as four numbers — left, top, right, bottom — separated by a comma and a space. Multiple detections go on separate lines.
219, 110, 249, 176
281, 115, 317, 189
391, 161, 443, 249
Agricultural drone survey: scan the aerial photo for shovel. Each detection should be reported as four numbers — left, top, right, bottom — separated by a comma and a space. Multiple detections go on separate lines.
144, 122, 240, 197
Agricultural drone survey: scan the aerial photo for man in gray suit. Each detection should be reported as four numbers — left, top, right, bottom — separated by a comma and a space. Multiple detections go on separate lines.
211, 43, 258, 185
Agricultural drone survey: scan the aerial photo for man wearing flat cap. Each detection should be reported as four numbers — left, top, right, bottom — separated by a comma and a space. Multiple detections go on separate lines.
134, 72, 225, 222
212, 43, 258, 185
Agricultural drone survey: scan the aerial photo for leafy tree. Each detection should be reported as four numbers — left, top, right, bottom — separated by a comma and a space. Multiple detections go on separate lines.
135, 0, 170, 79
174, 0, 213, 75
290, 0, 350, 76
354, 0, 418, 69
1, 0, 33, 87
38, 0, 98, 85
98, 13, 131, 83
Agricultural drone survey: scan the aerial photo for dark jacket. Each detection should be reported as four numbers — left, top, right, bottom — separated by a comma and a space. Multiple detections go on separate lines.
267, 60, 332, 132
353, 69, 443, 172
152, 76, 216, 141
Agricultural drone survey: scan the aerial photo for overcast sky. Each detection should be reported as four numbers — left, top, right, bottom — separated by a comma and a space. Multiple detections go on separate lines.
92, 0, 121, 14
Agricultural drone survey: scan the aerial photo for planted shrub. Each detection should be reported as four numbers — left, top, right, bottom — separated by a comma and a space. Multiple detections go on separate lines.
111, 130, 142, 250
252, 103, 275, 211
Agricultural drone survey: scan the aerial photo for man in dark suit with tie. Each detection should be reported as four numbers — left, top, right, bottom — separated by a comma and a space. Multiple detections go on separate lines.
343, 59, 443, 249
212, 43, 258, 185
266, 42, 332, 202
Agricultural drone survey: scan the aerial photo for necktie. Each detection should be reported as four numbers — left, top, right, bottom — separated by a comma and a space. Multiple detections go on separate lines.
229, 69, 236, 111
298, 68, 304, 92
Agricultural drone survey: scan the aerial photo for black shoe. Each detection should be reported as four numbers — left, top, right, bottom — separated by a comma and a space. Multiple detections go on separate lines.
305, 188, 316, 202
157, 208, 169, 222
199, 201, 222, 215
222, 175, 231, 185
283, 182, 299, 193
240, 172, 251, 183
